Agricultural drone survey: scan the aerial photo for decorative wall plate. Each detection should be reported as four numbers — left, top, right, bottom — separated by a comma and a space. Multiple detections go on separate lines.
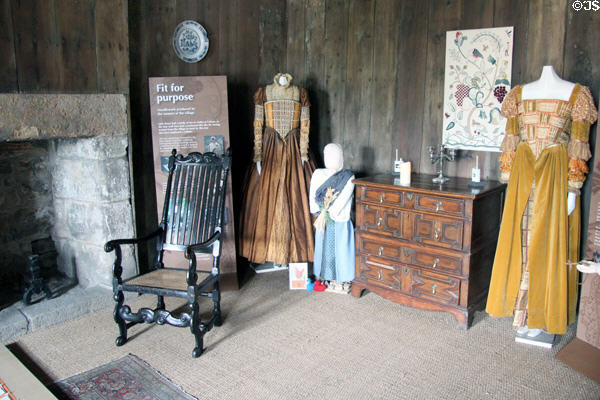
173, 20, 209, 63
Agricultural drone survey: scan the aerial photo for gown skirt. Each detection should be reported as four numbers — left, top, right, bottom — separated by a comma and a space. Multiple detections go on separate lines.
239, 126, 315, 265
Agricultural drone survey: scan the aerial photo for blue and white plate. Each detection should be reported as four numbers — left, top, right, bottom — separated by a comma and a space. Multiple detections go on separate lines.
173, 20, 209, 63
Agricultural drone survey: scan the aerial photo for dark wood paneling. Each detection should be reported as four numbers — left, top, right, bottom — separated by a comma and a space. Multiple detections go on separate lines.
95, 0, 129, 93
344, 0, 375, 172
322, 0, 349, 149
12, 0, 63, 91
0, 0, 17, 91
524, 0, 568, 80
393, 1, 429, 173
6, 0, 129, 93
286, 0, 307, 87
420, 0, 462, 175
305, 0, 326, 161
258, 0, 287, 84
370, 0, 398, 173
55, 0, 97, 92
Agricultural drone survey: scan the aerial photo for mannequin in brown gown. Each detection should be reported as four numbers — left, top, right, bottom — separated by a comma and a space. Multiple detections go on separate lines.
239, 73, 316, 266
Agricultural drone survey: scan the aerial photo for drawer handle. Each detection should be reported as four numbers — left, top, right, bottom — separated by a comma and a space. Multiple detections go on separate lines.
435, 201, 442, 212
432, 258, 439, 268
432, 284, 437, 294
404, 267, 410, 275
380, 193, 385, 203
403, 248, 410, 257
378, 246, 384, 256
378, 270, 382, 280
377, 217, 383, 227
434, 228, 440, 240
406, 193, 413, 201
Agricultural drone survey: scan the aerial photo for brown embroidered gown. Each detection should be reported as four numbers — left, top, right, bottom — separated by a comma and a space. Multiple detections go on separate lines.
238, 81, 315, 265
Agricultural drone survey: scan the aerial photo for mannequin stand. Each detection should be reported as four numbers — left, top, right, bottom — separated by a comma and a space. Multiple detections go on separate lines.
250, 262, 289, 274
515, 326, 556, 348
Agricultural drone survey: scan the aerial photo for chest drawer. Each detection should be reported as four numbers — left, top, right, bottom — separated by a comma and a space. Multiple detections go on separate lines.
410, 268, 460, 305
359, 186, 403, 206
414, 194, 466, 217
357, 255, 401, 290
356, 255, 461, 306
356, 233, 465, 276
413, 213, 464, 250
356, 203, 466, 251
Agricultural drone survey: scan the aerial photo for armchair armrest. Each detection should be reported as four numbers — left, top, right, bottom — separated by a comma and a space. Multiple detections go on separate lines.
184, 231, 222, 286
184, 231, 221, 259
104, 228, 163, 253
105, 228, 163, 283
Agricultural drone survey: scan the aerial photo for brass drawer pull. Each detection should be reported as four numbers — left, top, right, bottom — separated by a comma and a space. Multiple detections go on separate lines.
406, 193, 413, 201
434, 228, 440, 240
377, 217, 383, 227
380, 193, 385, 203
432, 284, 437, 294
378, 246, 384, 256
435, 201, 442, 212
378, 270, 382, 280
432, 258, 439, 268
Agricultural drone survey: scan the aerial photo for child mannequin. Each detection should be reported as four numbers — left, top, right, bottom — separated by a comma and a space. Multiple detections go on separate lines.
309, 143, 355, 292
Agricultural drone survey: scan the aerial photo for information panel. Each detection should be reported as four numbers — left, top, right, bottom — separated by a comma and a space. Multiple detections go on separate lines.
149, 76, 236, 283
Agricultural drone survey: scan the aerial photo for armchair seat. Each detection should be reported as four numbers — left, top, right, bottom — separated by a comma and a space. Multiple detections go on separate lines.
105, 149, 231, 357
122, 268, 214, 293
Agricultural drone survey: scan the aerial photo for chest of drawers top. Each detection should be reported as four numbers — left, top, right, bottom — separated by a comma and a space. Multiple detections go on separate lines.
354, 174, 504, 204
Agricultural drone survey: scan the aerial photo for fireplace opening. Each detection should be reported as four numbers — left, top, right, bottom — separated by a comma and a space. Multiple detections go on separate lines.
0, 94, 137, 316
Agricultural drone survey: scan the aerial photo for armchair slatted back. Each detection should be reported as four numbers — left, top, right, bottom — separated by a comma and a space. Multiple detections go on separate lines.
160, 150, 231, 252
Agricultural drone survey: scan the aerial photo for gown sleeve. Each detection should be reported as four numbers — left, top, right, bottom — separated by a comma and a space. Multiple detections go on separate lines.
300, 88, 310, 162
498, 86, 522, 183
252, 88, 265, 163
567, 85, 598, 191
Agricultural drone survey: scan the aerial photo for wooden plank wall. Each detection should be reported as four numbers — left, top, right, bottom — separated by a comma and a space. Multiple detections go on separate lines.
2, 0, 599, 262
1, 0, 129, 93
280, 0, 599, 181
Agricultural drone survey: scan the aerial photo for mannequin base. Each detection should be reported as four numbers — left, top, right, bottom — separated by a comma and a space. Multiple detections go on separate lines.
250, 262, 289, 274
515, 329, 556, 348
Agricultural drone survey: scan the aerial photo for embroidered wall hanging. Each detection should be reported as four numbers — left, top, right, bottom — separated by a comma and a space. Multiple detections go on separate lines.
442, 26, 513, 151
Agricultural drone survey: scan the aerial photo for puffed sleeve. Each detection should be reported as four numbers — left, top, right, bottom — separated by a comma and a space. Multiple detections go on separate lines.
498, 86, 522, 182
300, 88, 310, 162
567, 85, 597, 191
252, 88, 265, 163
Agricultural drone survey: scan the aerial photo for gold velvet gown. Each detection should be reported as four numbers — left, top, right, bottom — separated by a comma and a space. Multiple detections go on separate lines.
486, 84, 597, 334
239, 77, 316, 265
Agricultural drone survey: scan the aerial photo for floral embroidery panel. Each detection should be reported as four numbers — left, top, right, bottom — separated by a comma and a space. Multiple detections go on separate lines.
442, 27, 514, 151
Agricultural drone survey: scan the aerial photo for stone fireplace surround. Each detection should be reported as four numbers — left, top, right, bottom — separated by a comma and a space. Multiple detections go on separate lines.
0, 94, 137, 339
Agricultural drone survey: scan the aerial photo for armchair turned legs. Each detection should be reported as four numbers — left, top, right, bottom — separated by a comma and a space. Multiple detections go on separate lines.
157, 295, 165, 310
212, 281, 222, 327
114, 291, 128, 346
190, 300, 204, 358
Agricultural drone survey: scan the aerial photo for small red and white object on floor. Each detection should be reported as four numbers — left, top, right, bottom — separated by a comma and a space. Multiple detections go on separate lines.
289, 262, 308, 290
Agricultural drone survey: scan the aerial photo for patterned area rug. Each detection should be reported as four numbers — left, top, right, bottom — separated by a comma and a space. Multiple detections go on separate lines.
52, 354, 196, 400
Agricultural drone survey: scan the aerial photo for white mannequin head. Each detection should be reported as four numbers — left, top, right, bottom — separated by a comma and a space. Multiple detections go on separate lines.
324, 143, 344, 172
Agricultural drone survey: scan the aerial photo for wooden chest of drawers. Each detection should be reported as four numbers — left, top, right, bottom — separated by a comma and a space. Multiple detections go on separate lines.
351, 174, 505, 329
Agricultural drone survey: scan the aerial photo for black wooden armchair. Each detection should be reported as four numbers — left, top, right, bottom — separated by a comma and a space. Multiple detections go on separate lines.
105, 149, 231, 357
